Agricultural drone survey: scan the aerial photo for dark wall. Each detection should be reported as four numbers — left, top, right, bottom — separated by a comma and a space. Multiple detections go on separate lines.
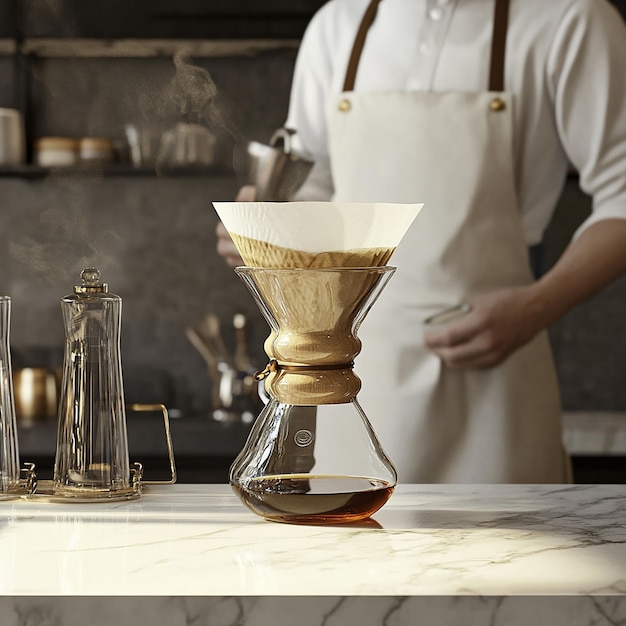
7, 0, 328, 39
3, 0, 624, 39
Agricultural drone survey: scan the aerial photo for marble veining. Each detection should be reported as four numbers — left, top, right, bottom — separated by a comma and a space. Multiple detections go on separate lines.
0, 597, 626, 626
0, 484, 624, 596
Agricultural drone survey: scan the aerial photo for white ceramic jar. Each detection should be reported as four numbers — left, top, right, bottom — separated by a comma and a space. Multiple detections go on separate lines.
34, 137, 78, 167
0, 108, 26, 166
78, 137, 114, 165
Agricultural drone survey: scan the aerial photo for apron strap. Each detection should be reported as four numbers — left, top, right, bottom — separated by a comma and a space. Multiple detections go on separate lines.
488, 0, 511, 92
342, 0, 511, 93
342, 0, 383, 92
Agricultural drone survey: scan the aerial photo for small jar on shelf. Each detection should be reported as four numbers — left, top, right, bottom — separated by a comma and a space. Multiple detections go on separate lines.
78, 137, 114, 165
33, 137, 78, 167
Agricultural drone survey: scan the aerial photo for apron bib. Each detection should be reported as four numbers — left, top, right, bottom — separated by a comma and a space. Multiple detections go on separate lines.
327, 0, 570, 482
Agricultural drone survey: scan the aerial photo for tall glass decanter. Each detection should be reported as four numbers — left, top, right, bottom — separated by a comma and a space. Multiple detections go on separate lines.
54, 268, 136, 500
0, 296, 21, 498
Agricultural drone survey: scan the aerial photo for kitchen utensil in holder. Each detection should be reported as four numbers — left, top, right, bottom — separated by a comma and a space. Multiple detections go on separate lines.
53, 269, 175, 502
248, 128, 314, 201
230, 266, 398, 524
0, 296, 36, 500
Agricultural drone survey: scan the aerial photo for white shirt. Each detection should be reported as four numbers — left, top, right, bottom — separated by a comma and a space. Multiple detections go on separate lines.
285, 0, 626, 244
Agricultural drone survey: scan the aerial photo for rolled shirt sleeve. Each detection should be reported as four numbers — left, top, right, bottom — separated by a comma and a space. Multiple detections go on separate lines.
285, 1, 349, 201
547, 0, 626, 238
285, 3, 336, 160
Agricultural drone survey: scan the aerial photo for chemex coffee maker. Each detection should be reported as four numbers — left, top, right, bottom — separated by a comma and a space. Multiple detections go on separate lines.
0, 269, 176, 503
214, 201, 422, 524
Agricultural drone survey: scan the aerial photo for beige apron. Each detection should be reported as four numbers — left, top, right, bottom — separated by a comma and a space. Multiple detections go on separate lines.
328, 0, 570, 483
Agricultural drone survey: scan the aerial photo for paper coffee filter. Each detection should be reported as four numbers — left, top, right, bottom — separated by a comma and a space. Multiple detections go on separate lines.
213, 202, 422, 267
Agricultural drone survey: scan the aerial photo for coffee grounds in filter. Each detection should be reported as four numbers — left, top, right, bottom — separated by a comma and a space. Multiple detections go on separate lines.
230, 233, 395, 269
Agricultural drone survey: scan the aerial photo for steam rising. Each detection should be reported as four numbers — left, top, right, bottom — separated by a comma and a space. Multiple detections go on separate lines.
11, 40, 249, 285
8, 176, 123, 286
155, 51, 248, 176
167, 52, 225, 126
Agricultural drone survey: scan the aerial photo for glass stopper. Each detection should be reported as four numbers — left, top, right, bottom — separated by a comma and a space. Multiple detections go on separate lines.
75, 268, 108, 294
81, 268, 101, 286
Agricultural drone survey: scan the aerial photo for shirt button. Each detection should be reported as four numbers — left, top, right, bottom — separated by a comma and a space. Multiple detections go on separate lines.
429, 7, 443, 20
338, 98, 352, 112
419, 42, 431, 55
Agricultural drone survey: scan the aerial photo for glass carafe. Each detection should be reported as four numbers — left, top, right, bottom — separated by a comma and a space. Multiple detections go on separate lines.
230, 266, 397, 524
53, 268, 139, 500
0, 296, 21, 498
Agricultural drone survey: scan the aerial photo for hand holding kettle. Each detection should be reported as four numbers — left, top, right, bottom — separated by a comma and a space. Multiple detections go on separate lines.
216, 128, 313, 268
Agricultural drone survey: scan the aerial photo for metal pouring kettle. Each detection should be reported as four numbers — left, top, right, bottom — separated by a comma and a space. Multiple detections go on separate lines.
247, 128, 314, 201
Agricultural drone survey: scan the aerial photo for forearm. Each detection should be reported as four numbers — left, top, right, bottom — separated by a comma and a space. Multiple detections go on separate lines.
528, 218, 626, 328
423, 218, 626, 369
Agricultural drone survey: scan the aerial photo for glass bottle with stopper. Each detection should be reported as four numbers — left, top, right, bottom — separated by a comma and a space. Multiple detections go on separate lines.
53, 268, 176, 501
214, 201, 422, 524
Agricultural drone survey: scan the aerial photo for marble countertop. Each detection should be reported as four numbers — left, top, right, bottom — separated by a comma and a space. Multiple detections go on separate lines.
1, 483, 625, 596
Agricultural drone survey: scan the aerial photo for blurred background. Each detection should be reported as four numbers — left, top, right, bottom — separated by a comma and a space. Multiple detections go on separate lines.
1, 0, 625, 483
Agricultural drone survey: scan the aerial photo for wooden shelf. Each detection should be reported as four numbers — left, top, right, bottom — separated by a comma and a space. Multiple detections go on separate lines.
0, 164, 236, 179
14, 38, 300, 59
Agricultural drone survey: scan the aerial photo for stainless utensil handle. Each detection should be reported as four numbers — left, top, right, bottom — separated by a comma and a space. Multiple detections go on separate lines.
269, 127, 296, 154
423, 303, 472, 326
126, 403, 177, 485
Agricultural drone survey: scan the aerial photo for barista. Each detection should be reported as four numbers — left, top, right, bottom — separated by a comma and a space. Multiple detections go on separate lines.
217, 0, 626, 483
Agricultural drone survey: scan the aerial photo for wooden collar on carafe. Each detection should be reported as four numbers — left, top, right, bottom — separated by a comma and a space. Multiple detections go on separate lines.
340, 0, 510, 111
255, 359, 355, 382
